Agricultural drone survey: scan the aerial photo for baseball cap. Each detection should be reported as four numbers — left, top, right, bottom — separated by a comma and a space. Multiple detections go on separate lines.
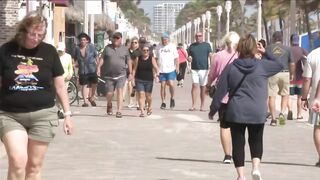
161, 32, 169, 38
57, 42, 65, 51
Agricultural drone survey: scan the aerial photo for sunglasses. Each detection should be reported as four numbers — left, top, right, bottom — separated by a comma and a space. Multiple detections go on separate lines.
131, 41, 138, 44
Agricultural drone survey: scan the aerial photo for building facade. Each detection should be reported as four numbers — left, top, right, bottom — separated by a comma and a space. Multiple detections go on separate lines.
153, 3, 185, 35
0, 1, 20, 45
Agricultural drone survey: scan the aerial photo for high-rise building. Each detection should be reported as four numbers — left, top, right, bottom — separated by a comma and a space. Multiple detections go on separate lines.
153, 3, 185, 35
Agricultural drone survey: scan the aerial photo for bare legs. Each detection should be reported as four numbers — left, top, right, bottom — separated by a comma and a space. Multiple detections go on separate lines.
3, 130, 49, 180
314, 126, 320, 163
220, 128, 232, 159
191, 83, 206, 110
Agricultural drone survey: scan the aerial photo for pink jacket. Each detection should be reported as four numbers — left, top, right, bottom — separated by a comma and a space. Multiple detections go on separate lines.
208, 49, 238, 103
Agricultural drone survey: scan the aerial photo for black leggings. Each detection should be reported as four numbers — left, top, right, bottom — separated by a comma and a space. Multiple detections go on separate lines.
177, 61, 187, 81
229, 122, 265, 167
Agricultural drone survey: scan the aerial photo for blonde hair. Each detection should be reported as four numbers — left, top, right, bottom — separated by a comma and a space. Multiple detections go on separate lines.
222, 31, 240, 50
14, 11, 48, 46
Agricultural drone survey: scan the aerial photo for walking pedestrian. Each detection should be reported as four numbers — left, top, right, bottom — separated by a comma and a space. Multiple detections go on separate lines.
288, 34, 308, 120
209, 34, 283, 180
301, 46, 320, 167
73, 32, 98, 107
207, 31, 240, 164
127, 36, 140, 108
155, 32, 179, 109
177, 43, 188, 87
266, 31, 295, 126
132, 44, 159, 117
187, 32, 213, 111
0, 11, 73, 180
56, 42, 74, 117
97, 32, 131, 118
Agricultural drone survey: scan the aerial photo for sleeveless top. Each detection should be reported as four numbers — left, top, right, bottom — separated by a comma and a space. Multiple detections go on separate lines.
135, 55, 153, 81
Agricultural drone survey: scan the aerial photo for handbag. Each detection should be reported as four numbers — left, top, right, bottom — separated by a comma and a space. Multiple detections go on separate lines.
209, 52, 236, 98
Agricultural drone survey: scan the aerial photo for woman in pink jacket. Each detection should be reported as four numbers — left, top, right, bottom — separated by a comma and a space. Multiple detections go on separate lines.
206, 31, 240, 164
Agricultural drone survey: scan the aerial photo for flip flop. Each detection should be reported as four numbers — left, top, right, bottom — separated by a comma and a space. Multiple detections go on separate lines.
188, 107, 197, 111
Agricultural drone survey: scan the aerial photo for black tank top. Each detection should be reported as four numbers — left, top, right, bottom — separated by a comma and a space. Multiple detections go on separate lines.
135, 55, 153, 81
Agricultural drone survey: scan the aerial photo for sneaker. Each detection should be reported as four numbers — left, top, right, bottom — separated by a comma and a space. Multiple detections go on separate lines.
252, 170, 262, 180
278, 113, 286, 125
223, 155, 232, 164
170, 98, 175, 108
160, 102, 166, 109
270, 119, 277, 126
287, 110, 293, 120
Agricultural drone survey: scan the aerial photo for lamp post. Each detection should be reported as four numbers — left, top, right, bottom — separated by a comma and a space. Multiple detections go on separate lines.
216, 5, 222, 42
182, 25, 186, 45
257, 0, 262, 40
193, 18, 198, 37
197, 17, 201, 33
239, 0, 246, 36
187, 22, 192, 45
206, 10, 211, 43
201, 14, 206, 40
225, 0, 232, 33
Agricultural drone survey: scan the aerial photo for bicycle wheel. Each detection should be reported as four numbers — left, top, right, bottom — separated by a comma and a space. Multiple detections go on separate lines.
67, 81, 78, 105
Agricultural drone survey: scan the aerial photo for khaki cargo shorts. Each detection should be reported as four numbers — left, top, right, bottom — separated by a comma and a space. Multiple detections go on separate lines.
268, 72, 290, 96
0, 106, 59, 143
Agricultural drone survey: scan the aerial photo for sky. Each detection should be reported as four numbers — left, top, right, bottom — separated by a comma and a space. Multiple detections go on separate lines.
138, 0, 190, 24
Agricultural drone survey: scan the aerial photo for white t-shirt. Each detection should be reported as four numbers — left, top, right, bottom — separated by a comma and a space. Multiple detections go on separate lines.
155, 43, 179, 73
302, 47, 320, 103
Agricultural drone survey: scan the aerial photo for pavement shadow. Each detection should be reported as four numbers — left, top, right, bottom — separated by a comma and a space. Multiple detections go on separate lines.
156, 157, 316, 167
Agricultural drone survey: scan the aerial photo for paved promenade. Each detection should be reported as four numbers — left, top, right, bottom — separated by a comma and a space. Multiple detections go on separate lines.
0, 75, 319, 180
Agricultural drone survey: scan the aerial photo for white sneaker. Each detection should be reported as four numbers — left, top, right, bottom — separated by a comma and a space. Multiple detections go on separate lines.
252, 170, 262, 180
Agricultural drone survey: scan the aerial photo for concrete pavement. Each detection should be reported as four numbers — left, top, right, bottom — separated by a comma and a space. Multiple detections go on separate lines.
0, 75, 319, 180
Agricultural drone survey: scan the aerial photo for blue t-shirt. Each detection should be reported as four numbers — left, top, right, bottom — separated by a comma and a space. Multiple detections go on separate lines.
187, 42, 212, 70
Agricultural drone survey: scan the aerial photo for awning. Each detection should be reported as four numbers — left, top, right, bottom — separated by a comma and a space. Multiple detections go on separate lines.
49, 0, 69, 7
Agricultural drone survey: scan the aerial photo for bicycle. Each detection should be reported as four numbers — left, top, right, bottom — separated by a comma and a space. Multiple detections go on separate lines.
68, 75, 79, 105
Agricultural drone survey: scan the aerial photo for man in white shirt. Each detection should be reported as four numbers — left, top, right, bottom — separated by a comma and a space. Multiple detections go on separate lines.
301, 47, 320, 167
155, 32, 179, 109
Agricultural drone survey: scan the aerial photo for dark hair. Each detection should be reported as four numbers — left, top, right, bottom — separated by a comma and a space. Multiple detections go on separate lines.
237, 34, 257, 59
258, 39, 266, 48
272, 31, 283, 42
77, 32, 91, 43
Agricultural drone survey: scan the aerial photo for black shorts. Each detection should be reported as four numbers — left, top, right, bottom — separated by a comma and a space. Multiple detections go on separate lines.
218, 104, 230, 129
79, 73, 98, 86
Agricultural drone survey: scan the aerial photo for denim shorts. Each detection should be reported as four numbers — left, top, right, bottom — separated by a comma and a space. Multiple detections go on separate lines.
135, 79, 154, 93
79, 73, 98, 86
0, 106, 59, 143
159, 70, 176, 82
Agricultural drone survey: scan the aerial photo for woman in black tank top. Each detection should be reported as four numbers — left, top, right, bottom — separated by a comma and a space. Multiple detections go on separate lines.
133, 45, 159, 117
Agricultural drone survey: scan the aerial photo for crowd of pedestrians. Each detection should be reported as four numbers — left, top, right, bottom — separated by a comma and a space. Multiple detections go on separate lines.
1, 11, 320, 180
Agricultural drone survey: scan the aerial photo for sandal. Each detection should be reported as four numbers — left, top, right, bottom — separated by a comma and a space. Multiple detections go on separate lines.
82, 103, 89, 107
147, 108, 152, 116
88, 97, 97, 107
188, 107, 197, 111
297, 116, 303, 120
107, 102, 113, 115
116, 112, 122, 118
270, 119, 277, 126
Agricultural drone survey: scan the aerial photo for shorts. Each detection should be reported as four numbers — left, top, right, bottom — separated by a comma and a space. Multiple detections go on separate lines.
79, 73, 98, 86
308, 110, 320, 126
289, 84, 303, 95
268, 72, 290, 96
104, 76, 126, 92
135, 79, 154, 93
191, 69, 208, 86
159, 70, 176, 82
0, 106, 59, 143
219, 104, 231, 128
